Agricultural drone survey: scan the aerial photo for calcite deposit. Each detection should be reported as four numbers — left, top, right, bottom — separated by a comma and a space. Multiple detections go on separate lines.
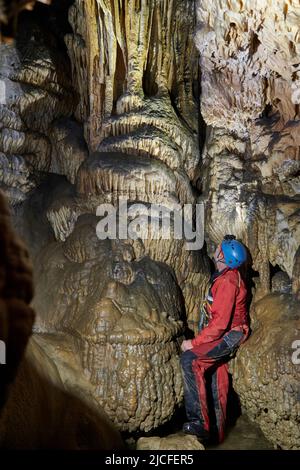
0, 334, 124, 449
33, 215, 185, 431
231, 293, 300, 449
136, 433, 205, 450
0, 189, 34, 407
0, 0, 299, 450
0, 12, 75, 203
0, 190, 123, 448
195, 0, 300, 449
2, 0, 210, 434
195, 0, 300, 293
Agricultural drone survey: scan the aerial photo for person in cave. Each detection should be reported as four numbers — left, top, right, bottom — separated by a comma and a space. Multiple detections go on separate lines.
180, 235, 249, 443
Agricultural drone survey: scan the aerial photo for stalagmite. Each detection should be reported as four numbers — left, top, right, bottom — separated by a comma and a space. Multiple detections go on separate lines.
0, 0, 299, 450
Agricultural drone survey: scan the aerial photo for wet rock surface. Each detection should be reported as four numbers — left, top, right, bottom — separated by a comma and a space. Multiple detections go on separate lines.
136, 433, 205, 451
0, 189, 34, 407
0, 191, 122, 449
32, 215, 185, 432
1, 0, 209, 435
194, 0, 300, 449
195, 0, 300, 296
208, 415, 274, 451
0, 0, 299, 450
126, 414, 272, 451
231, 293, 300, 449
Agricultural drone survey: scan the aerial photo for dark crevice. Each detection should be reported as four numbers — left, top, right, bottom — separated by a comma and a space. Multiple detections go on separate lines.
142, 8, 159, 98
270, 263, 292, 294
112, 42, 127, 114
16, 0, 75, 51
260, 103, 273, 119
250, 31, 260, 55
270, 263, 284, 278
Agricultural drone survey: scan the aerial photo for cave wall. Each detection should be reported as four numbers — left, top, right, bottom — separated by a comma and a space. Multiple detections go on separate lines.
0, 0, 299, 449
0, 190, 123, 449
0, 0, 211, 434
195, 0, 300, 449
195, 0, 300, 296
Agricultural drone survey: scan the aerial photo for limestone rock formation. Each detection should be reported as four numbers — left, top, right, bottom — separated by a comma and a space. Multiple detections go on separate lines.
195, 0, 300, 296
231, 293, 300, 450
136, 433, 205, 450
0, 190, 123, 449
0, 335, 124, 449
0, 189, 34, 407
1, 0, 210, 434
32, 214, 185, 432
63, 0, 210, 330
194, 0, 300, 449
0, 13, 75, 204
0, 0, 299, 450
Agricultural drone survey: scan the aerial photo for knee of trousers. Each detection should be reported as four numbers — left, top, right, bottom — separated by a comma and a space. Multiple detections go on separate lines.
180, 350, 196, 370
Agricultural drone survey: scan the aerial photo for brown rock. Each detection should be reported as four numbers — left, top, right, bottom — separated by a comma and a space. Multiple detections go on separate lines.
231, 293, 300, 449
137, 433, 204, 450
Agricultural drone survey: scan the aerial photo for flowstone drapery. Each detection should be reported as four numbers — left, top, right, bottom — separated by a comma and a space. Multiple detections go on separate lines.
0, 0, 299, 449
0, 0, 210, 434
195, 0, 300, 449
0, 190, 122, 449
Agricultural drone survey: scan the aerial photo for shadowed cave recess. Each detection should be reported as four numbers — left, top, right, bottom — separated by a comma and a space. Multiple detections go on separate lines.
0, 0, 299, 451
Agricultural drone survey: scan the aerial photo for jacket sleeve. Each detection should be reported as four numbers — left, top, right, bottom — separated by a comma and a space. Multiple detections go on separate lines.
191, 276, 238, 347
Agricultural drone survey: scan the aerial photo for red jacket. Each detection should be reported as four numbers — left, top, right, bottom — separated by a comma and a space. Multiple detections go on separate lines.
191, 267, 249, 347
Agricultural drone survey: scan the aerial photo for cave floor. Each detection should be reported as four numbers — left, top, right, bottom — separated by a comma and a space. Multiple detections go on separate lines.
206, 414, 274, 450
124, 413, 274, 450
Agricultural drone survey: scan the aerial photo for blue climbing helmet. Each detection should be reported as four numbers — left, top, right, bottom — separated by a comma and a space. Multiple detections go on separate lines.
221, 235, 247, 269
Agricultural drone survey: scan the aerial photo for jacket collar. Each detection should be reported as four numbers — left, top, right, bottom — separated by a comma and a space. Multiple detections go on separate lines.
210, 266, 230, 283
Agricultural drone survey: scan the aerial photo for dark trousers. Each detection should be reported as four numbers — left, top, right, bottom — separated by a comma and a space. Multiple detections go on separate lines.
180, 330, 243, 442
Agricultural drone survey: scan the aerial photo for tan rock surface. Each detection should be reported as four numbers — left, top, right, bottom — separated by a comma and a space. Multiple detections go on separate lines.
0, 0, 299, 449
137, 433, 204, 450
195, 0, 300, 449
0, 189, 123, 449
195, 0, 300, 294
231, 293, 300, 449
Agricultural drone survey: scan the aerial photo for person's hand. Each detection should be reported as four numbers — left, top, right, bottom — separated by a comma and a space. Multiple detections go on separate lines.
181, 339, 193, 352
